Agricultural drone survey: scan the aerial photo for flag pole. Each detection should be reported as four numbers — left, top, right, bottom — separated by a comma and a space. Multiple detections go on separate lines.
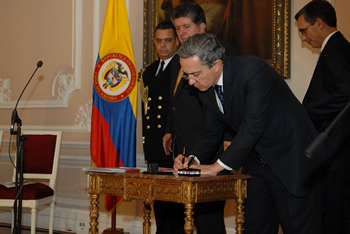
92, 1, 137, 233
102, 206, 125, 234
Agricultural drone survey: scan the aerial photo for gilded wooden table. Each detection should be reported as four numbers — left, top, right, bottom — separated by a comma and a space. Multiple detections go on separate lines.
87, 172, 250, 234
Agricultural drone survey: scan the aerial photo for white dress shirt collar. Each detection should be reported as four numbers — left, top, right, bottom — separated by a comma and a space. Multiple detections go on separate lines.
216, 71, 224, 86
159, 54, 176, 71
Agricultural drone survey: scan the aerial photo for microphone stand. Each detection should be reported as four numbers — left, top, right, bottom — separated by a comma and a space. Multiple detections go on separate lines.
10, 60, 43, 234
11, 112, 27, 234
305, 100, 350, 158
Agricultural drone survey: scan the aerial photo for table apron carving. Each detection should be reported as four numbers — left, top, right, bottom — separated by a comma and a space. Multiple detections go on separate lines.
87, 172, 250, 234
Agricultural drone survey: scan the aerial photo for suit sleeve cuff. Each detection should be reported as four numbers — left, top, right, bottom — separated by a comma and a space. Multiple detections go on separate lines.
218, 159, 232, 171
194, 156, 200, 165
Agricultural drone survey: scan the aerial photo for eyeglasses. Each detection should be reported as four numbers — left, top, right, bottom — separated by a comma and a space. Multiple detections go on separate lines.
181, 67, 209, 81
299, 23, 314, 35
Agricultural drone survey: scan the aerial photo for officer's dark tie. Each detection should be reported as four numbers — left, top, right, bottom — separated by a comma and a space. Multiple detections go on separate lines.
156, 60, 165, 78
214, 85, 224, 106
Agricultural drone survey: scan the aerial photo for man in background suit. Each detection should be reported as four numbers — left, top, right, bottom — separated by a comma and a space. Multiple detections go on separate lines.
175, 33, 323, 234
140, 21, 182, 234
295, 1, 350, 233
168, 0, 228, 36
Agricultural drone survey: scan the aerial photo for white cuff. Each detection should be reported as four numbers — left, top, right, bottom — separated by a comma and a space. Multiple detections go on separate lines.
218, 159, 232, 171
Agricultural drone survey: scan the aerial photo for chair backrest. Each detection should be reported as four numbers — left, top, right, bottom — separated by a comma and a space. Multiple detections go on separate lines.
11, 131, 62, 191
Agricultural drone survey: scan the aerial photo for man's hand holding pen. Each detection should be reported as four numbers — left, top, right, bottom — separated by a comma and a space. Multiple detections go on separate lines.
183, 155, 195, 169
173, 154, 197, 171
174, 154, 226, 175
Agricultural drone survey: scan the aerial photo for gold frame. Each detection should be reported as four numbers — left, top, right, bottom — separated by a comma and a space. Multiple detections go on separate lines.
143, 0, 290, 78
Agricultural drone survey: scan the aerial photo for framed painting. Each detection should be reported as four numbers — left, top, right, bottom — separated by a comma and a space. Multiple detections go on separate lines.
143, 0, 290, 78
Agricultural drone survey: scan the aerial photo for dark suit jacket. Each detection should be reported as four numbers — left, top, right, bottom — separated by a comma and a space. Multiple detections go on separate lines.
192, 56, 324, 197
141, 56, 176, 164
303, 32, 350, 171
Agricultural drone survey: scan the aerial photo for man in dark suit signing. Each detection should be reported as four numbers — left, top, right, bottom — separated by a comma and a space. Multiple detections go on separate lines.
295, 1, 350, 233
163, 2, 238, 158
162, 3, 238, 233
174, 33, 323, 234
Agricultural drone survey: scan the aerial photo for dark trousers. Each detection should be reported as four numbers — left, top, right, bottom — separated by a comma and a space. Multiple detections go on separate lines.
194, 200, 226, 234
153, 161, 184, 234
243, 154, 322, 234
153, 200, 226, 234
154, 201, 185, 234
322, 168, 350, 234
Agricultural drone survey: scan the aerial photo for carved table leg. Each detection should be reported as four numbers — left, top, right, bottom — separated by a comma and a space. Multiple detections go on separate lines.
89, 193, 100, 234
235, 198, 245, 234
143, 203, 152, 234
184, 203, 195, 234
235, 178, 247, 234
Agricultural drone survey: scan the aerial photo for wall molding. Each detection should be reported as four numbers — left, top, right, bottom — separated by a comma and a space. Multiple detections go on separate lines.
0, 125, 89, 133
0, 0, 82, 109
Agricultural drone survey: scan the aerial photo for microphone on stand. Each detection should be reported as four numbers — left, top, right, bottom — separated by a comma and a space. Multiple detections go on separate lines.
10, 60, 43, 234
10, 60, 43, 133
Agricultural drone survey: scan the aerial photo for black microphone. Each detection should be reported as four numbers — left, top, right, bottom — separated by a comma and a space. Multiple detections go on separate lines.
10, 60, 43, 132
305, 101, 350, 158
37, 60, 43, 67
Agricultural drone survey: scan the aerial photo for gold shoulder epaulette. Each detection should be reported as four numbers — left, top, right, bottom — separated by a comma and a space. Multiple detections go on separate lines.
138, 67, 149, 115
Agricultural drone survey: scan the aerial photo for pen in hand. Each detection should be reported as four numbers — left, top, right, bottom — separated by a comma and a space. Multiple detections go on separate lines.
186, 155, 195, 169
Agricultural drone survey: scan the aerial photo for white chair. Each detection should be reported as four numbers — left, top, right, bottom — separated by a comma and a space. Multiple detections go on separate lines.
0, 130, 61, 234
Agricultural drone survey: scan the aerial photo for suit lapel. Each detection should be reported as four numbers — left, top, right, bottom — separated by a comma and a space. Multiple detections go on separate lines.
147, 57, 176, 96
149, 63, 170, 96
143, 61, 158, 86
169, 56, 182, 99
173, 76, 185, 99
209, 87, 230, 124
222, 70, 233, 118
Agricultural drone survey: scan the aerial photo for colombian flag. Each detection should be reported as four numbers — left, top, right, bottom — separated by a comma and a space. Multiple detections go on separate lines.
91, 0, 137, 211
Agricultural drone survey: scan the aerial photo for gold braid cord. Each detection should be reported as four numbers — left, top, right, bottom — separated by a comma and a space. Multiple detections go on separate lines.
138, 67, 149, 115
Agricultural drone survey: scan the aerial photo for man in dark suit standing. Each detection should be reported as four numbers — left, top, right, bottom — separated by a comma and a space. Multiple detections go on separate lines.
174, 33, 323, 234
140, 21, 183, 234
295, 1, 350, 233
141, 21, 179, 168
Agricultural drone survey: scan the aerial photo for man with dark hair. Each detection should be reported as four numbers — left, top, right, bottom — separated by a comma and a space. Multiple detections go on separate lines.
295, 1, 350, 233
140, 21, 182, 234
171, 2, 237, 55
161, 0, 228, 36
141, 21, 179, 168
175, 33, 323, 234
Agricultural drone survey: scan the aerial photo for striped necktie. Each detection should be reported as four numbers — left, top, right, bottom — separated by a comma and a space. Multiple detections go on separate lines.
214, 85, 224, 106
